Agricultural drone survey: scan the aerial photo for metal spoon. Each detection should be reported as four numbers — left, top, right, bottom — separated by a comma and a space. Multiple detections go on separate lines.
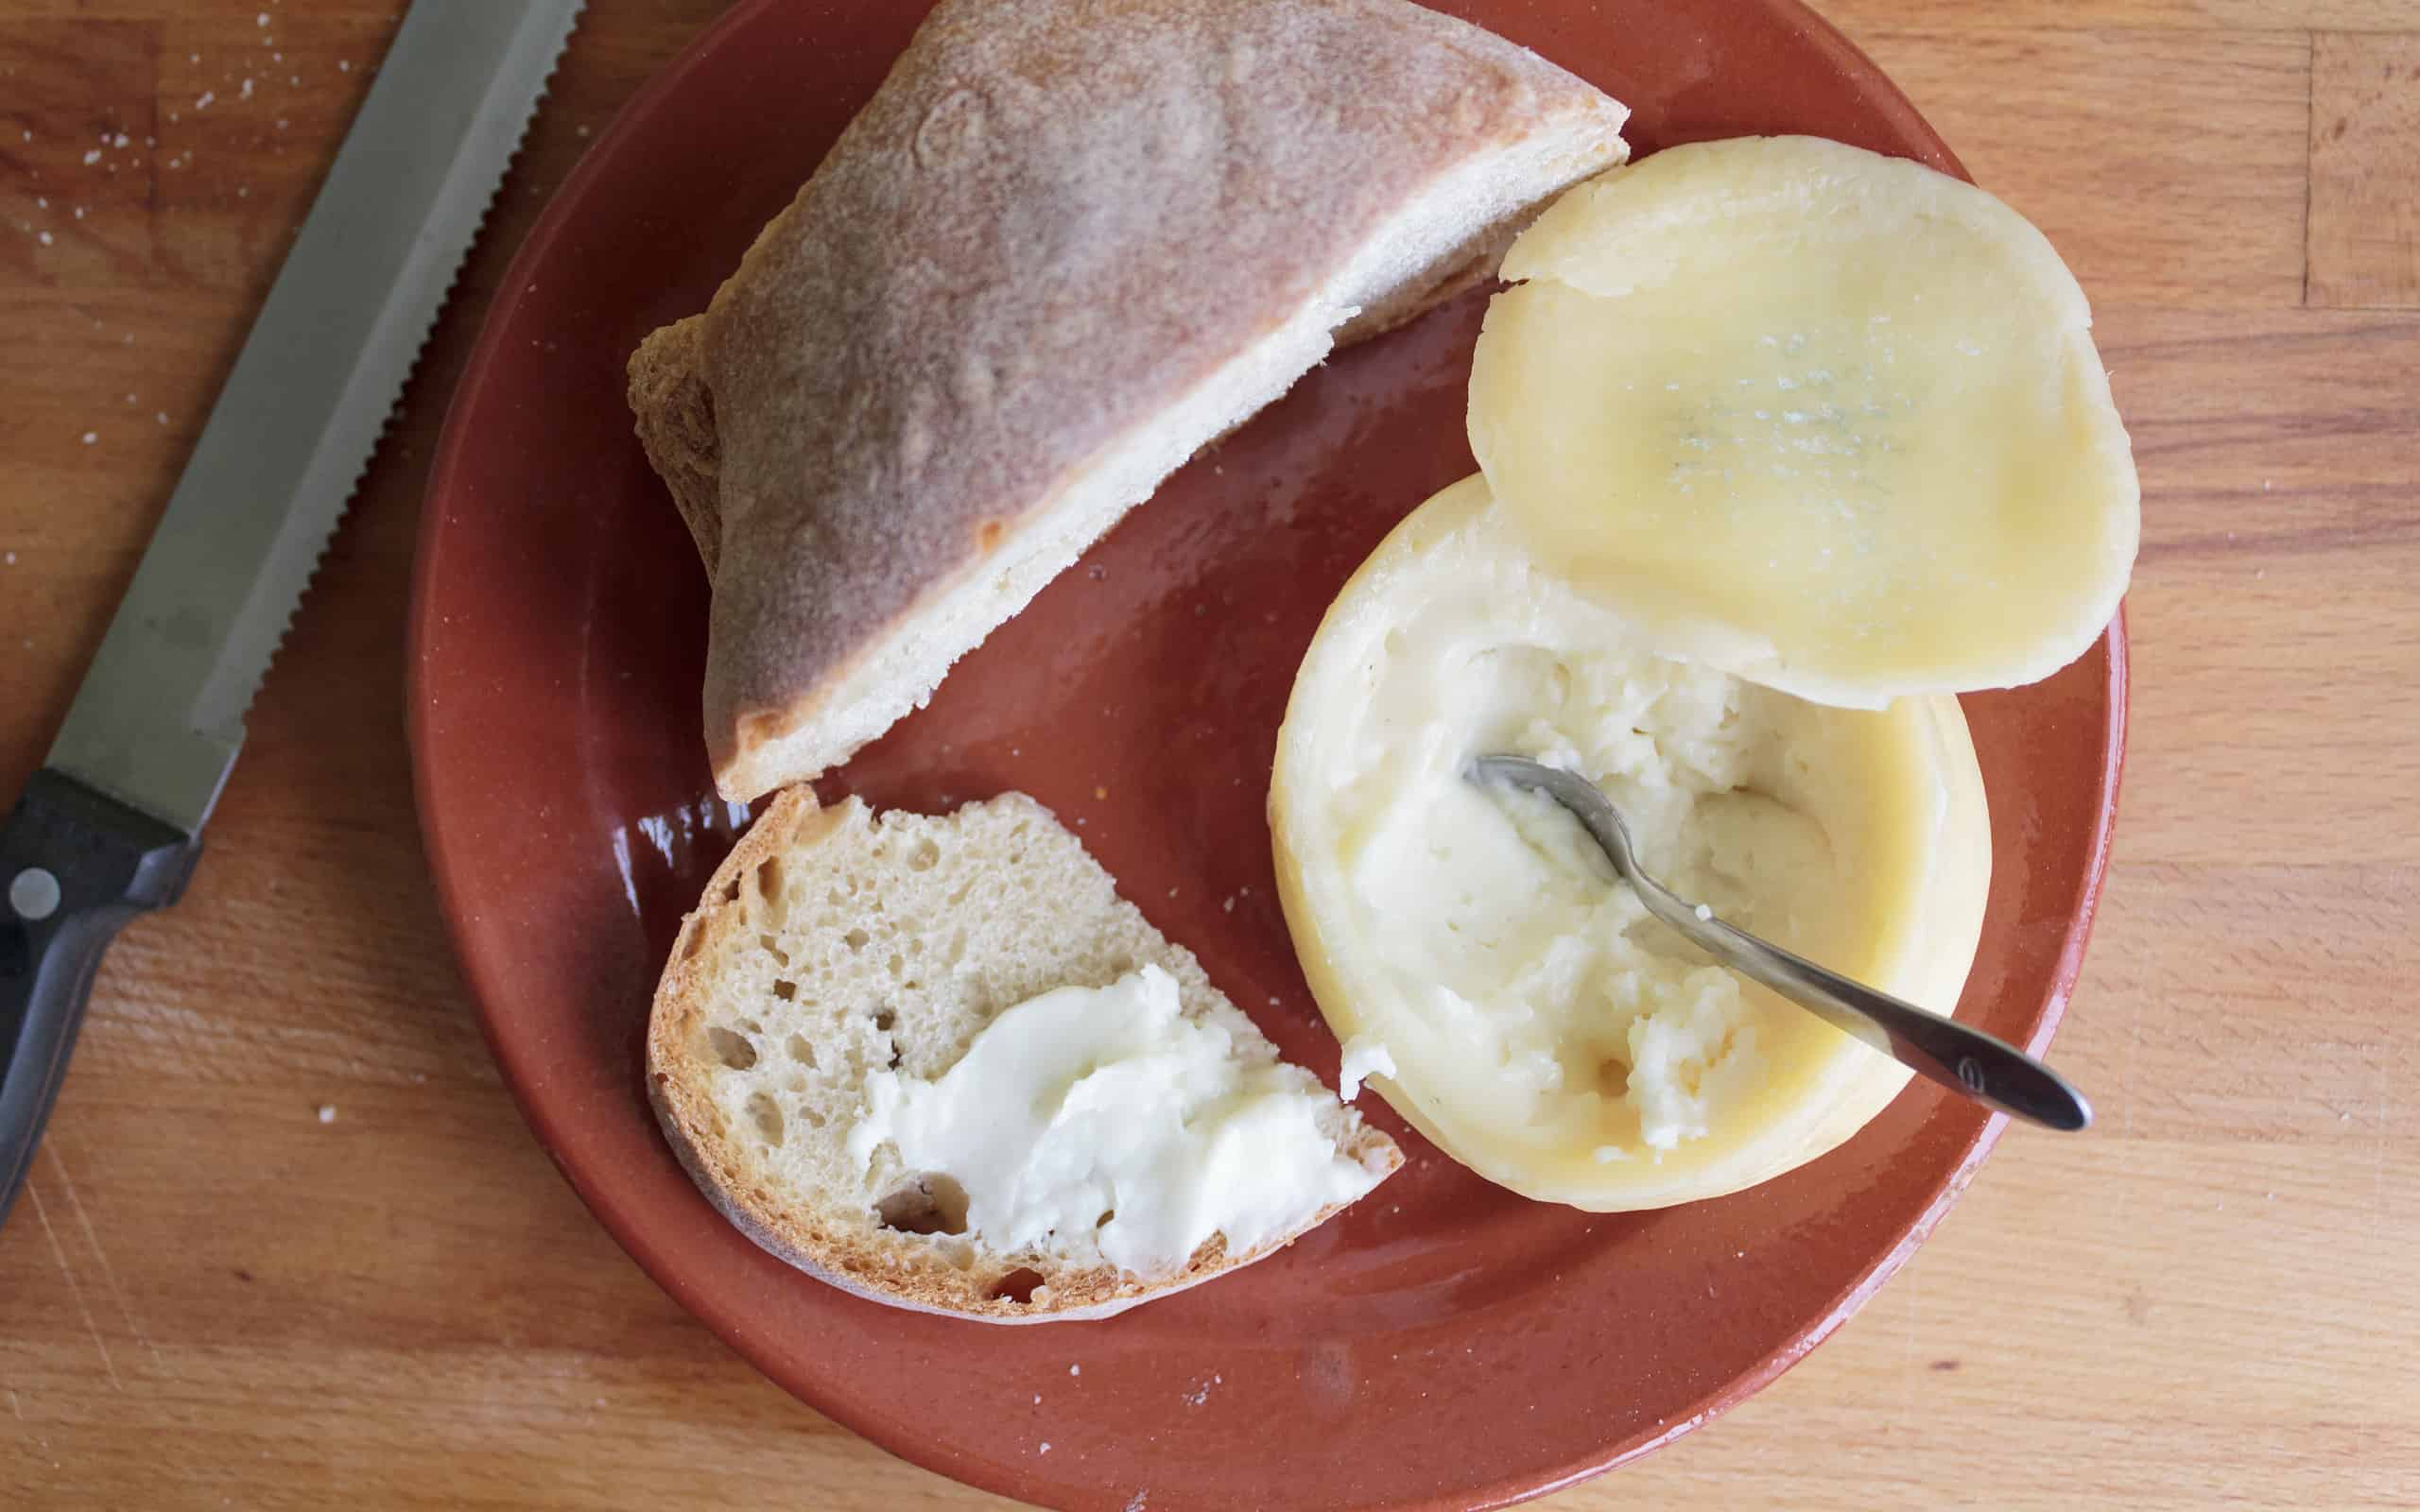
1469, 755, 2091, 1132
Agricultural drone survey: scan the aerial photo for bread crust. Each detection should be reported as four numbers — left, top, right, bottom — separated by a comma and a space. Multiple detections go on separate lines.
645, 789, 1402, 1323
625, 0, 1629, 800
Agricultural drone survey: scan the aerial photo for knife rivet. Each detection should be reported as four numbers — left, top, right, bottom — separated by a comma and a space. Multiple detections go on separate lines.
8, 868, 60, 922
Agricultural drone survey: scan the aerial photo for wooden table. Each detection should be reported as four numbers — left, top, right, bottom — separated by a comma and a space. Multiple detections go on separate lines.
3, 2, 2413, 1507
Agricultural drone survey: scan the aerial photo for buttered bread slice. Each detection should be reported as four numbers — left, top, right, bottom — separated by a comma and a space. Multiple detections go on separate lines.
648, 790, 1401, 1323
628, 0, 1630, 801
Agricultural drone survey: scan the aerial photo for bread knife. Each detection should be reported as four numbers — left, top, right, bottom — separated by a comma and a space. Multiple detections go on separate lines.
0, 0, 584, 1225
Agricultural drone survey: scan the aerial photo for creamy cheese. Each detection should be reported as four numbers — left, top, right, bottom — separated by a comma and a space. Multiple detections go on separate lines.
1337, 1035, 1396, 1101
844, 965, 1382, 1277
1270, 475, 1992, 1211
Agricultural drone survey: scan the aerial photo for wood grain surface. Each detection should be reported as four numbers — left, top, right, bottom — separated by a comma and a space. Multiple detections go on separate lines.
3, 3, 2413, 1508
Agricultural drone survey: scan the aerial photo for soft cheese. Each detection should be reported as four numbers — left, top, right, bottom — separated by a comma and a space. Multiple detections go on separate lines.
1270, 475, 1992, 1211
845, 964, 1386, 1277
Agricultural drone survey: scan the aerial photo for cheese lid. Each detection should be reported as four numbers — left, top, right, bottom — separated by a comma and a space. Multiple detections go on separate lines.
1468, 135, 2137, 709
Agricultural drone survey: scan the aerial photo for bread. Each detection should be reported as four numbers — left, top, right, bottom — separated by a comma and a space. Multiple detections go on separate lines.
626, 0, 1631, 801
646, 789, 1403, 1323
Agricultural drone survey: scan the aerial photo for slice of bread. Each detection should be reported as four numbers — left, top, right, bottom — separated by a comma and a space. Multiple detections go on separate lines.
647, 789, 1403, 1323
627, 0, 1631, 801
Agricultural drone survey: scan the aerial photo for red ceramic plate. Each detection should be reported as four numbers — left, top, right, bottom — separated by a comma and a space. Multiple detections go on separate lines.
410, 3, 2126, 1509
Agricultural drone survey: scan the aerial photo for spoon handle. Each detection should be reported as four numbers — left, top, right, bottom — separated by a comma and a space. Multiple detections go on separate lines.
1627, 871, 2092, 1132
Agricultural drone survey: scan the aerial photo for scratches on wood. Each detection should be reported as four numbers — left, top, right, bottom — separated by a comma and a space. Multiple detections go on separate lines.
46, 1145, 164, 1373
24, 1182, 120, 1392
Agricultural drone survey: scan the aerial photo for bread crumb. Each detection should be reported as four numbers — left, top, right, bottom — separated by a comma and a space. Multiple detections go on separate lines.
316, 1105, 337, 1124
1069, 1364, 1080, 1377
81, 148, 100, 164
196, 91, 215, 110
1093, 786, 1107, 800
338, 60, 351, 72
80, 432, 96, 445
1038, 1442, 1051, 1455
37, 232, 51, 246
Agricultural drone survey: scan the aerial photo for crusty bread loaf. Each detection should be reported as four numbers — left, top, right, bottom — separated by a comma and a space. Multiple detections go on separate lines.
627, 0, 1630, 800
646, 789, 1402, 1323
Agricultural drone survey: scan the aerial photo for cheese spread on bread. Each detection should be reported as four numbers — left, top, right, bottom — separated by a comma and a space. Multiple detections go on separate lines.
846, 964, 1384, 1278
649, 792, 1401, 1322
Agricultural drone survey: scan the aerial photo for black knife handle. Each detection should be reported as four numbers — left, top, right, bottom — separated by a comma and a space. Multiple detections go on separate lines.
0, 770, 200, 1222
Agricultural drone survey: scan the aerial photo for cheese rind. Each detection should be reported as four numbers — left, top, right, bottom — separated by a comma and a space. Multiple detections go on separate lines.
1270, 475, 1991, 1211
1469, 135, 2137, 707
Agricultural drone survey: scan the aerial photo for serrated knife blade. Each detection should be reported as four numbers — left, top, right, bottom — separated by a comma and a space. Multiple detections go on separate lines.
1, 0, 583, 1223
50, 0, 585, 834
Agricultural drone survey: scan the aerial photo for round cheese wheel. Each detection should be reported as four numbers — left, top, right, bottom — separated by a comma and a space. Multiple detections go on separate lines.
1469, 135, 2137, 707
1270, 475, 1990, 1211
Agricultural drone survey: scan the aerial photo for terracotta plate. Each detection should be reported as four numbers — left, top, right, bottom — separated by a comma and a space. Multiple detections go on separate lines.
409, 2, 2127, 1508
